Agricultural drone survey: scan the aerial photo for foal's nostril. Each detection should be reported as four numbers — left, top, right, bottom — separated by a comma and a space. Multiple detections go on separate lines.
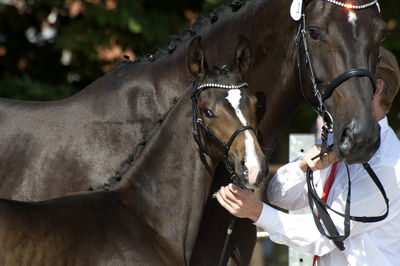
240, 159, 248, 175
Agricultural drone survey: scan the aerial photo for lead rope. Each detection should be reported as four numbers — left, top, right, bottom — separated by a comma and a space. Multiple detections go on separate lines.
217, 218, 236, 266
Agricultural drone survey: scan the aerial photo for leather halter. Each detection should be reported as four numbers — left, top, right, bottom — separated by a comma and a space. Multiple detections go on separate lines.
295, 0, 388, 251
191, 81, 256, 185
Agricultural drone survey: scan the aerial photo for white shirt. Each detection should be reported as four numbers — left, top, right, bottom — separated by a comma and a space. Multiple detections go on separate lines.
255, 117, 400, 266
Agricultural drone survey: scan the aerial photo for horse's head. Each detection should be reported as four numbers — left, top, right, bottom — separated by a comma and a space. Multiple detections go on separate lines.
187, 36, 267, 189
299, 0, 386, 164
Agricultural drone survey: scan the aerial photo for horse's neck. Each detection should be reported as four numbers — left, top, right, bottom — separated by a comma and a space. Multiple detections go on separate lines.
200, 0, 302, 154
82, 0, 301, 153
249, 0, 302, 154
116, 94, 215, 263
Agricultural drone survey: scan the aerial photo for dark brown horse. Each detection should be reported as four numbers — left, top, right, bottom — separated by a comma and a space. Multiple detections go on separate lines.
0, 37, 266, 265
0, 0, 386, 265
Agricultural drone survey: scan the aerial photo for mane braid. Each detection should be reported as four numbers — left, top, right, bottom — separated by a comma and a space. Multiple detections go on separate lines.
124, 0, 252, 64
91, 95, 181, 192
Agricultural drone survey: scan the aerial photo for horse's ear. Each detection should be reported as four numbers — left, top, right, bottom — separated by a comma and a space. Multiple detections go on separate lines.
187, 36, 208, 80
235, 35, 252, 74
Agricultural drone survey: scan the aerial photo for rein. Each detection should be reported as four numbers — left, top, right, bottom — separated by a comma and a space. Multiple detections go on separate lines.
295, 0, 389, 251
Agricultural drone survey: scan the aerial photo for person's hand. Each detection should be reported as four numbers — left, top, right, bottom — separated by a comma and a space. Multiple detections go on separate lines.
298, 144, 338, 172
216, 183, 263, 222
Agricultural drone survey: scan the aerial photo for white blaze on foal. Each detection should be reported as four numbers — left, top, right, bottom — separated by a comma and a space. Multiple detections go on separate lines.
226, 89, 260, 185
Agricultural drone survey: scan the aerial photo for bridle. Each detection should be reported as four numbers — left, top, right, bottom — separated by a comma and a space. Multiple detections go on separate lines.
295, 0, 378, 128
191, 80, 257, 186
191, 80, 256, 266
294, 0, 388, 251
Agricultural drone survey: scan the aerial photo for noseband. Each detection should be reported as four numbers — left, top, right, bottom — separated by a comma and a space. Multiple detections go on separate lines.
191, 81, 256, 185
294, 0, 388, 251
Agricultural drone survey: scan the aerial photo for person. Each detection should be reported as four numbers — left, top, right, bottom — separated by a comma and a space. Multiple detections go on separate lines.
216, 47, 400, 266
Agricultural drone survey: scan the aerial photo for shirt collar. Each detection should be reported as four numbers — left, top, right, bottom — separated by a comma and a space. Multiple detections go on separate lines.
378, 116, 389, 135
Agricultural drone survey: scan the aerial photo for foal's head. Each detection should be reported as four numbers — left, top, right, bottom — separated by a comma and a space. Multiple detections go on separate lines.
187, 36, 267, 189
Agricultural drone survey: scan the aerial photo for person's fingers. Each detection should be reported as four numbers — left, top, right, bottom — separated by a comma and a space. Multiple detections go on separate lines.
228, 183, 248, 198
300, 145, 339, 172
327, 151, 339, 163
222, 185, 242, 203
216, 192, 237, 215
218, 186, 241, 210
229, 183, 239, 192
304, 155, 320, 171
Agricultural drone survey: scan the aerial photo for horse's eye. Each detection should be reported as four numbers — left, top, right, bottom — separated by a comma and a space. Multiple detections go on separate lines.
202, 108, 215, 118
308, 27, 321, 40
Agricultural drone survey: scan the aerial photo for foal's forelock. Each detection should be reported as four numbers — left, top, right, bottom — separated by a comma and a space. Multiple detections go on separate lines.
225, 89, 260, 186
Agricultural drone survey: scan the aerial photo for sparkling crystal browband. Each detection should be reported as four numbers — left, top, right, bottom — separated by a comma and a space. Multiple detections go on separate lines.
322, 0, 377, 10
197, 83, 248, 91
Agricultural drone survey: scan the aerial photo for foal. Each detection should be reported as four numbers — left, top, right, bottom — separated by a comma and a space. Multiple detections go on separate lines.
0, 37, 266, 266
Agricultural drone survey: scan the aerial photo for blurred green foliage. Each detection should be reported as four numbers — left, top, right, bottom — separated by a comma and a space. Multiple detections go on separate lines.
0, 0, 221, 101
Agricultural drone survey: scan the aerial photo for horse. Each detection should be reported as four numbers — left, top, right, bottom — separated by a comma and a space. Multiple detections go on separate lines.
0, 36, 267, 266
0, 0, 386, 265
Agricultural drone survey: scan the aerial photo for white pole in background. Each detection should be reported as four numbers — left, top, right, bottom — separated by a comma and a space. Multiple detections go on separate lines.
288, 134, 315, 266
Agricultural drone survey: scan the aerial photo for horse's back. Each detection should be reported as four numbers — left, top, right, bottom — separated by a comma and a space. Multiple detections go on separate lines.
0, 96, 104, 200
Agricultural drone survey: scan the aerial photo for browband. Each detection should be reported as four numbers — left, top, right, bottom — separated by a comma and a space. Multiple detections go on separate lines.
322, 0, 378, 10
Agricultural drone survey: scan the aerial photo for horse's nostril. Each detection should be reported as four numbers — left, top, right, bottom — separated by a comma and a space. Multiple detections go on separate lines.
339, 128, 354, 150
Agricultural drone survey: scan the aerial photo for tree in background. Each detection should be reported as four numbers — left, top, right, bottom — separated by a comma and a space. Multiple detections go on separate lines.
0, 0, 224, 100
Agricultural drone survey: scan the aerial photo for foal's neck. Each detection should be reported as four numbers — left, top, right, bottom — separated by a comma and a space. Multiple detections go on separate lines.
116, 94, 216, 263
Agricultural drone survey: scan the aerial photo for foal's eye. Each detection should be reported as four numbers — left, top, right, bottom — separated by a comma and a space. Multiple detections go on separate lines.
308, 27, 321, 40
202, 108, 215, 118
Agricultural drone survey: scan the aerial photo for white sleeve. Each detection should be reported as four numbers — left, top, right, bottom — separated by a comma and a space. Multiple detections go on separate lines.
267, 160, 310, 210
254, 202, 336, 256
256, 162, 400, 257
327, 163, 400, 238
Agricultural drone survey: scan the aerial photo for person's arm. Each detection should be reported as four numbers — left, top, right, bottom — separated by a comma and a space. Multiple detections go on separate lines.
216, 184, 337, 256
266, 160, 309, 210
268, 145, 338, 210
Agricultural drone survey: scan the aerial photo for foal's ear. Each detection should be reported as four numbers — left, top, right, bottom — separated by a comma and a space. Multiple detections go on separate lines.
187, 36, 208, 80
235, 35, 252, 74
